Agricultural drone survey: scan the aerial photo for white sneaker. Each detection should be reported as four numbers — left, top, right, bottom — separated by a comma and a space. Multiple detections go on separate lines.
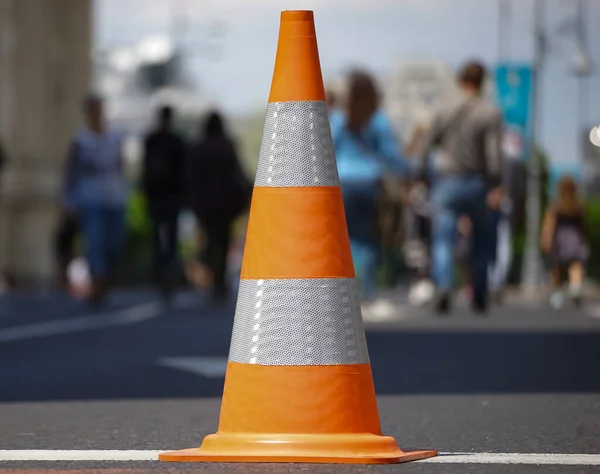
549, 291, 564, 310
408, 279, 436, 307
361, 299, 397, 320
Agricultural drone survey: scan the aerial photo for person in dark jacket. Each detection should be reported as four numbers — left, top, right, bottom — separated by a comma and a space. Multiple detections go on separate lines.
187, 111, 252, 302
142, 105, 186, 299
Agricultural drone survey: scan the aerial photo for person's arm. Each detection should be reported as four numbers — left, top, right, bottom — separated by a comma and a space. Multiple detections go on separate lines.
61, 139, 79, 214
485, 109, 504, 189
413, 113, 443, 182
174, 136, 188, 201
540, 207, 556, 254
0, 142, 6, 171
184, 143, 200, 207
140, 134, 151, 194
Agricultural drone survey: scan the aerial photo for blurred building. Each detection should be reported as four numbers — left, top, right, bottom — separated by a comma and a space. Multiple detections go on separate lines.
0, 0, 92, 285
382, 60, 457, 142
93, 35, 210, 173
325, 61, 457, 143
326, 60, 499, 144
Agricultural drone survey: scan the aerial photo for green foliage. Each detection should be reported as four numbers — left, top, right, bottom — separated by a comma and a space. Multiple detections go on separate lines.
126, 189, 151, 237
584, 198, 600, 280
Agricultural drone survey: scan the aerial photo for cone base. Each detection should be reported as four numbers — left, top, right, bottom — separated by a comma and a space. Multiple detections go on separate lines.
159, 432, 437, 464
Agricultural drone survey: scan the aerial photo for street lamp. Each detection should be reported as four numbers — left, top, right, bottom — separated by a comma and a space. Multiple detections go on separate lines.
591, 126, 600, 148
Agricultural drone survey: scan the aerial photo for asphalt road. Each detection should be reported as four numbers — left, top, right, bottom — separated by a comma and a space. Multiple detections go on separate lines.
1, 287, 600, 473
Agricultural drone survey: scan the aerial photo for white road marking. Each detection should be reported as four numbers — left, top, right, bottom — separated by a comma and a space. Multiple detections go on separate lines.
157, 356, 228, 378
0, 450, 162, 461
422, 452, 600, 465
0, 451, 599, 464
0, 301, 162, 344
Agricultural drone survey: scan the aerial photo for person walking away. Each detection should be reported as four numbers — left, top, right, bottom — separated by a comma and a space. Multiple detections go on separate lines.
142, 105, 186, 301
414, 60, 504, 314
188, 111, 252, 302
540, 175, 589, 309
62, 93, 129, 307
404, 124, 436, 306
330, 70, 409, 302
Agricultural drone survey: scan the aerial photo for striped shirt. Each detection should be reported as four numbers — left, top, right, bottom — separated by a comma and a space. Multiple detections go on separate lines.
415, 91, 503, 187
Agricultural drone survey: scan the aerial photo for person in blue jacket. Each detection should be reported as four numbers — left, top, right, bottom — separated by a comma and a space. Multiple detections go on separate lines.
330, 70, 409, 300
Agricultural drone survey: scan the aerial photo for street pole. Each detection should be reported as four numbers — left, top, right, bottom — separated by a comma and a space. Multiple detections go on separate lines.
575, 0, 589, 193
522, 0, 545, 290
497, 0, 509, 61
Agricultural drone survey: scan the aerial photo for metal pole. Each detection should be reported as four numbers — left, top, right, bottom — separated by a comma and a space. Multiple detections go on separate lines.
497, 0, 509, 61
522, 0, 545, 290
576, 0, 589, 192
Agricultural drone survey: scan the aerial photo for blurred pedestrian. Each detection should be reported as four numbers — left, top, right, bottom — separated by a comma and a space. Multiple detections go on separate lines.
187, 111, 252, 302
330, 70, 409, 301
405, 124, 435, 306
540, 175, 589, 309
142, 105, 186, 301
62, 93, 129, 306
326, 89, 338, 115
415, 60, 504, 314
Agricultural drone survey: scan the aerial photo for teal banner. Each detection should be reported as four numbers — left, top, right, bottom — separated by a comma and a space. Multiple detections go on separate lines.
495, 63, 534, 161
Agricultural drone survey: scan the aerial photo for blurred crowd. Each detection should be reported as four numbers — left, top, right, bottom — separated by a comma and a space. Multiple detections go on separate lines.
45, 58, 590, 313
54, 96, 252, 307
329, 60, 589, 314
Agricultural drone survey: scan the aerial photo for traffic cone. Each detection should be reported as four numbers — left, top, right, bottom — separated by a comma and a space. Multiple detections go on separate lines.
159, 10, 437, 464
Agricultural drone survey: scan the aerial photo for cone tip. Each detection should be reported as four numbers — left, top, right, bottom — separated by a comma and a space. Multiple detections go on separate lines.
281, 10, 314, 22
269, 9, 324, 102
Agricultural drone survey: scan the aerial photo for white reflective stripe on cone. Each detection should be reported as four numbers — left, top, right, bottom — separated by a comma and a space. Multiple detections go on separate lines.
229, 278, 370, 365
256, 101, 339, 187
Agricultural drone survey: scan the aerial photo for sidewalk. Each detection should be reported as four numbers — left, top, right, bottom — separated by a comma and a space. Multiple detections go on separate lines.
359, 283, 600, 331
503, 279, 600, 305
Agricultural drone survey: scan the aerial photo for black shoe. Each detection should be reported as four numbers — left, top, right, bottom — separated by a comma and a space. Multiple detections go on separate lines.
472, 295, 488, 314
435, 292, 451, 315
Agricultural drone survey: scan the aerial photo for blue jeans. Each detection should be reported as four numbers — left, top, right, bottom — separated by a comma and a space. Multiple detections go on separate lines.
80, 204, 126, 278
430, 176, 490, 301
341, 180, 380, 300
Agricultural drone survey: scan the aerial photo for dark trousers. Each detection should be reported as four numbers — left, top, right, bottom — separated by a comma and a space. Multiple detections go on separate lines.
199, 216, 232, 298
430, 176, 491, 303
149, 201, 180, 285
80, 204, 126, 279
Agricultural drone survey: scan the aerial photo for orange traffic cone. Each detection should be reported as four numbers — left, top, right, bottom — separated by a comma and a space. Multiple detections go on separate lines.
159, 10, 437, 464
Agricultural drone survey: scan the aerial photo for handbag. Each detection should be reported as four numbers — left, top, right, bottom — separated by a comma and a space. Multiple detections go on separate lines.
334, 126, 409, 247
